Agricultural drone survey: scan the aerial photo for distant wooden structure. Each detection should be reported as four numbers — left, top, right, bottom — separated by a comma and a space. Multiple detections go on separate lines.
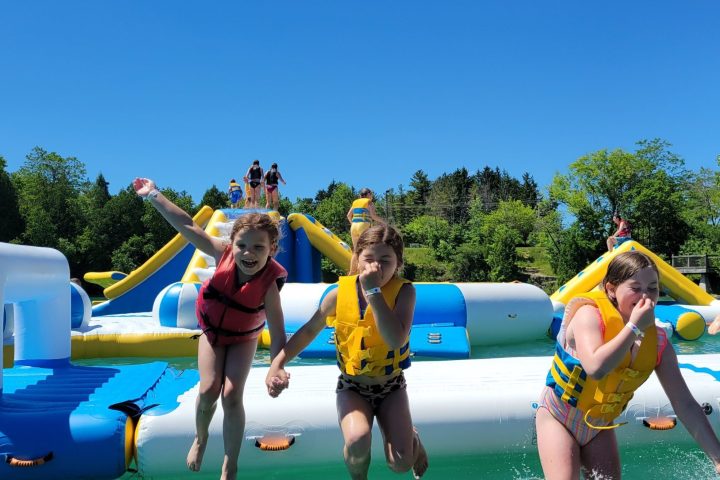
671, 254, 715, 292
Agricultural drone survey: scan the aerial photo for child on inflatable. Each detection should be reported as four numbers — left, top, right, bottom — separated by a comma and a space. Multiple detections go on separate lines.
227, 178, 243, 208
265, 224, 429, 479
606, 212, 632, 251
133, 178, 287, 480
536, 251, 720, 479
244, 160, 264, 209
346, 188, 384, 249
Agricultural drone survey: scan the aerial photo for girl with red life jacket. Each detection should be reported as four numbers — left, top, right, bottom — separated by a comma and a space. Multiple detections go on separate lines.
265, 225, 429, 479
536, 251, 720, 479
133, 178, 287, 480
606, 212, 632, 251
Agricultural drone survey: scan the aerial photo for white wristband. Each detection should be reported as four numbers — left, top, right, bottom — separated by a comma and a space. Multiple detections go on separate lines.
145, 189, 159, 201
365, 287, 382, 297
626, 322, 644, 338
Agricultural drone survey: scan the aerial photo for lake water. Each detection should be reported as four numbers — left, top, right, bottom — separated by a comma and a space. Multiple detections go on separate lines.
98, 333, 720, 479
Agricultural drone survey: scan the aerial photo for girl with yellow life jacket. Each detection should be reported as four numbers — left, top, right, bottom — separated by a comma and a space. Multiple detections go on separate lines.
265, 224, 429, 479
346, 188, 385, 249
134, 178, 287, 480
536, 251, 720, 479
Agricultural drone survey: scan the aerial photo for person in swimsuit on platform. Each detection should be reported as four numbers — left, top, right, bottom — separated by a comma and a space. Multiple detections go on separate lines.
244, 160, 264, 209
263, 163, 286, 211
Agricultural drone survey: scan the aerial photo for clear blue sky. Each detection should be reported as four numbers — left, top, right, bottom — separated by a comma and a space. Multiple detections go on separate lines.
2, 1, 718, 203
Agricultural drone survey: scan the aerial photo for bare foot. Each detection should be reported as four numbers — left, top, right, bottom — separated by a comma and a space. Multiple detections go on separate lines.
412, 429, 428, 479
186, 436, 208, 472
708, 315, 720, 335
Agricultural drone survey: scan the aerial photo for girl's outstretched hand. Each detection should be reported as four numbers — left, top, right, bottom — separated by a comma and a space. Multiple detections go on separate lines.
629, 294, 656, 331
133, 177, 156, 197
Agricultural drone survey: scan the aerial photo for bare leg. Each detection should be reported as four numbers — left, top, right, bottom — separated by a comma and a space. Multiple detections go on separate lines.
536, 407, 582, 480
580, 429, 621, 480
607, 236, 615, 252
187, 336, 225, 472
219, 339, 258, 480
271, 190, 280, 211
375, 387, 427, 477
337, 389, 375, 480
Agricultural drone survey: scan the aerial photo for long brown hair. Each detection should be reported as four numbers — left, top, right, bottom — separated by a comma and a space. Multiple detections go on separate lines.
349, 224, 404, 275
602, 251, 659, 306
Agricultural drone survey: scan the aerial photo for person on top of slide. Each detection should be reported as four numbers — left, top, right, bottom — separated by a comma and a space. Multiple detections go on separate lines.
263, 163, 287, 211
227, 179, 243, 208
606, 211, 632, 251
244, 160, 264, 209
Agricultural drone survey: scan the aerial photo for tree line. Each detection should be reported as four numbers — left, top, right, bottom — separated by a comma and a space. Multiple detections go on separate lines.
1, 140, 718, 292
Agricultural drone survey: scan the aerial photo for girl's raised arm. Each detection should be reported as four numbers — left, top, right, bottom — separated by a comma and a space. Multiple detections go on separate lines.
133, 178, 225, 262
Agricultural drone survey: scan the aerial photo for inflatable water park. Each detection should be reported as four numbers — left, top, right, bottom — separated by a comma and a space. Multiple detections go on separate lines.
2, 209, 720, 478
5, 208, 718, 366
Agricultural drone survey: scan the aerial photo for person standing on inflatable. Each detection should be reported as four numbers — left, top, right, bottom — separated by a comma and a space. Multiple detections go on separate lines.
606, 211, 632, 251
263, 163, 286, 211
244, 160, 264, 209
536, 251, 720, 479
347, 188, 384, 249
265, 225, 429, 479
227, 179, 243, 209
133, 178, 287, 480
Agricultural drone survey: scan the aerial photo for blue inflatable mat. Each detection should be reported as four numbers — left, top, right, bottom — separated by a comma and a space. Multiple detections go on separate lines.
299, 324, 470, 360
0, 362, 198, 480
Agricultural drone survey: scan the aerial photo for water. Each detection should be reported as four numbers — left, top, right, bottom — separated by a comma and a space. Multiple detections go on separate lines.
80, 333, 720, 479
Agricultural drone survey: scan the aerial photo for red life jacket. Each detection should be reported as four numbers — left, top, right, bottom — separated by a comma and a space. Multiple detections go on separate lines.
195, 247, 287, 346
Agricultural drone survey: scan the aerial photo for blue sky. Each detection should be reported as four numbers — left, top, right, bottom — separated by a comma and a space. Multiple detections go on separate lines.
1, 1, 718, 203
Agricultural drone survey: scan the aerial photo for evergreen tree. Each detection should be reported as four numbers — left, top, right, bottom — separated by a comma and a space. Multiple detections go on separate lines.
0, 156, 24, 242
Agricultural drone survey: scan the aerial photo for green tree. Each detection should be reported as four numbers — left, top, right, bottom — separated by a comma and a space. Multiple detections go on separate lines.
402, 215, 450, 248
481, 200, 536, 244
12, 147, 88, 248
0, 156, 24, 242
314, 182, 355, 234
487, 225, 521, 281
408, 170, 432, 207
548, 224, 598, 284
200, 185, 229, 210
448, 243, 489, 282
428, 168, 473, 223
550, 139, 689, 256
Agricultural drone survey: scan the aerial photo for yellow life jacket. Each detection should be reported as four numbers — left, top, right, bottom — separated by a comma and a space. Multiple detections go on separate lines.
351, 198, 371, 223
327, 275, 411, 377
546, 291, 657, 429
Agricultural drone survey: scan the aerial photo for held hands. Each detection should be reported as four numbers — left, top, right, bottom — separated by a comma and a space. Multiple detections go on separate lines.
133, 177, 156, 197
265, 366, 290, 398
628, 294, 656, 331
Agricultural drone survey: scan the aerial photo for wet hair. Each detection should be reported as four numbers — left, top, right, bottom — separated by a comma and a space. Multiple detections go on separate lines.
230, 212, 281, 249
271, 163, 278, 169
602, 251, 659, 306
230, 178, 236, 183
253, 159, 260, 166
349, 224, 404, 275
359, 187, 372, 198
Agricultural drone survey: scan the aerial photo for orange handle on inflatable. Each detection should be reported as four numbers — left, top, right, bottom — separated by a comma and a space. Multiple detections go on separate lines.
5, 452, 54, 467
